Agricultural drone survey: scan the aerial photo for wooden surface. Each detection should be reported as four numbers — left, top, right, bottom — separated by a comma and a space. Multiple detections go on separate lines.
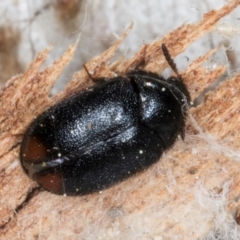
1, 1, 240, 239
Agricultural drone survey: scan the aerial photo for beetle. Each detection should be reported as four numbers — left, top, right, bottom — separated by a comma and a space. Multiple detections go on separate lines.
20, 44, 191, 196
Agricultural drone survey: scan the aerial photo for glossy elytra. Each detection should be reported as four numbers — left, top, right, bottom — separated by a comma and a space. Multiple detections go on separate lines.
20, 44, 191, 196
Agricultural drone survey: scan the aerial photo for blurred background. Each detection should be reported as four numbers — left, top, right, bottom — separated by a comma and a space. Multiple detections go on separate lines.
0, 0, 239, 95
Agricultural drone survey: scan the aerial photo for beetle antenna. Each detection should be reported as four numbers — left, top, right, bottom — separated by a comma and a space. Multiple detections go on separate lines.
162, 44, 183, 81
83, 64, 94, 81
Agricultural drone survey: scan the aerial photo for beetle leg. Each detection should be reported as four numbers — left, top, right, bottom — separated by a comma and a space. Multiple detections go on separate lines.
83, 64, 107, 84
134, 44, 148, 70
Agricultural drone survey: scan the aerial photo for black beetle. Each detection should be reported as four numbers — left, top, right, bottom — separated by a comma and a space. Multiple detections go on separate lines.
20, 44, 190, 196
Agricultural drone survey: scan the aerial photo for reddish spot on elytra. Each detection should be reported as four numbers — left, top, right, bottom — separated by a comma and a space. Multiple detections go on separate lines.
37, 172, 64, 195
23, 136, 47, 163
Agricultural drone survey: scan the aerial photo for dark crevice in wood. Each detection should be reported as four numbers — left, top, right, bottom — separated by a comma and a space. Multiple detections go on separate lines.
14, 187, 42, 214
0, 186, 42, 231
0, 140, 21, 159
